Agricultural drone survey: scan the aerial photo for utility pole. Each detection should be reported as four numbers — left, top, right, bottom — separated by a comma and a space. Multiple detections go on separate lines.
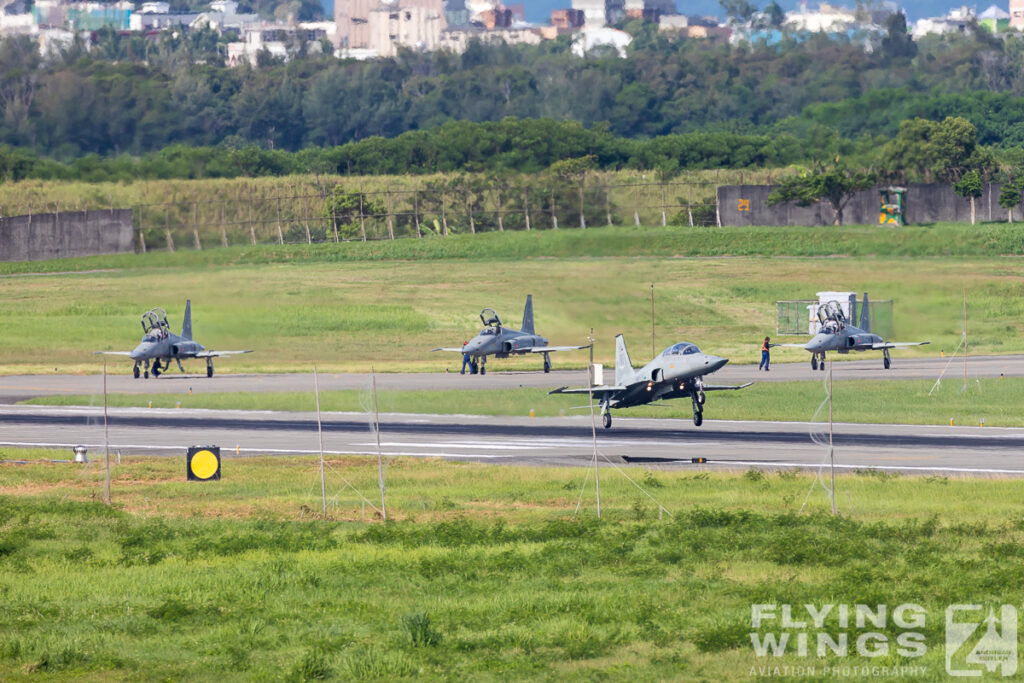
314, 366, 326, 516
372, 366, 387, 521
962, 288, 968, 392
586, 328, 600, 519
829, 363, 836, 516
650, 282, 655, 359
103, 359, 110, 506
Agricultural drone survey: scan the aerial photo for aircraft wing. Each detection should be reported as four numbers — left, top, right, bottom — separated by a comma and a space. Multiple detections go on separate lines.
550, 384, 626, 397
871, 341, 930, 349
527, 345, 591, 353
93, 351, 133, 356
701, 382, 754, 391
194, 350, 253, 358
431, 347, 467, 353
770, 343, 807, 349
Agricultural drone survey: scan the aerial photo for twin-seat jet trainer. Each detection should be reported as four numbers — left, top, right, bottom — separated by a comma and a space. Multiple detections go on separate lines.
551, 335, 751, 428
432, 295, 588, 374
97, 301, 251, 378
775, 294, 929, 370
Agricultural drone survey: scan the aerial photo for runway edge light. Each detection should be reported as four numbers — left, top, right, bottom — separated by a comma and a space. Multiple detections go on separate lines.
187, 446, 221, 482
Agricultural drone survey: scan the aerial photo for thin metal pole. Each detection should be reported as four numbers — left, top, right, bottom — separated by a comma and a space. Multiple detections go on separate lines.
314, 366, 326, 515
650, 283, 655, 359
103, 358, 110, 506
963, 288, 967, 391
587, 328, 600, 519
829, 363, 835, 516
372, 365, 387, 520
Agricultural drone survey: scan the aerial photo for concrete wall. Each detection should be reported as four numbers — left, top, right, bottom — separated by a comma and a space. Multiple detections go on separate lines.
718, 183, 1015, 227
0, 209, 134, 262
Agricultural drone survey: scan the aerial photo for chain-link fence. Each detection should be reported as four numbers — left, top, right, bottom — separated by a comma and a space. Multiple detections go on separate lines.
776, 300, 894, 338
130, 179, 723, 251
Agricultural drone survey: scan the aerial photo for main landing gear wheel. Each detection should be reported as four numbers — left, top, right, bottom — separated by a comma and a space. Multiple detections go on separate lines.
543, 353, 551, 374
696, 389, 706, 406
883, 350, 891, 370
693, 411, 703, 427
133, 364, 140, 379
470, 361, 479, 375
811, 355, 818, 370
480, 364, 486, 375
207, 360, 214, 378
603, 411, 612, 429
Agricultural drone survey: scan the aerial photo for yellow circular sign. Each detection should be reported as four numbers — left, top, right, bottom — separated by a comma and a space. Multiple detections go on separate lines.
190, 450, 219, 479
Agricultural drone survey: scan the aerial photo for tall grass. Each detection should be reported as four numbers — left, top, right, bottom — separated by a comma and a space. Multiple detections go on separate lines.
1, 455, 1023, 680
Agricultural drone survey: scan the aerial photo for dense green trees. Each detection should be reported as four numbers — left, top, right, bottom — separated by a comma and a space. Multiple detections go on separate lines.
1, 28, 1024, 180
766, 161, 876, 226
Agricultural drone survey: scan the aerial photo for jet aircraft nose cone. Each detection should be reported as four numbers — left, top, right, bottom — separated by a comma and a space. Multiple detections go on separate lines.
804, 335, 826, 352
705, 355, 728, 372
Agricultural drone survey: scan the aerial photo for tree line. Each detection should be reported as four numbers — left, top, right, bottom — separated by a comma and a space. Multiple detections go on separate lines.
5, 24, 1024, 164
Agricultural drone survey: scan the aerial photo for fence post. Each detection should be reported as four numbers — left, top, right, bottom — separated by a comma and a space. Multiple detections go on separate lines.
523, 190, 530, 231
386, 188, 395, 239
164, 209, 174, 252
633, 185, 640, 226
496, 188, 504, 231
413, 191, 422, 238
303, 193, 312, 244
605, 185, 612, 226
276, 197, 284, 245
660, 182, 667, 227
579, 181, 586, 229
220, 202, 228, 247
358, 192, 367, 241
192, 202, 201, 250
550, 187, 557, 229
248, 194, 256, 245
441, 191, 448, 236
137, 205, 146, 253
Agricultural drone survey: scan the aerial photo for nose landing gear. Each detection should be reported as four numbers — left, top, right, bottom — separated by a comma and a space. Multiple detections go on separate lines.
691, 393, 703, 427
883, 349, 891, 369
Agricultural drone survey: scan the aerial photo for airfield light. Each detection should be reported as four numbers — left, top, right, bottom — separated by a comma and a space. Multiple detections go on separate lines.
72, 445, 88, 464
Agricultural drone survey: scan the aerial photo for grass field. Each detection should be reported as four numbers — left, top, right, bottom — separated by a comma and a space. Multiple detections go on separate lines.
0, 224, 1022, 375
2, 452, 1023, 680
24, 376, 1024, 427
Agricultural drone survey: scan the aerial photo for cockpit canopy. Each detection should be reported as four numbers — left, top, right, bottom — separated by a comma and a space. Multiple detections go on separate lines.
479, 308, 502, 328
140, 307, 170, 339
479, 327, 498, 336
661, 342, 700, 356
817, 301, 847, 326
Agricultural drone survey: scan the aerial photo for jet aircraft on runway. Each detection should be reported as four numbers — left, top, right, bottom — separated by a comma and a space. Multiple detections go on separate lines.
97, 301, 252, 378
774, 293, 928, 370
432, 295, 588, 374
550, 334, 751, 428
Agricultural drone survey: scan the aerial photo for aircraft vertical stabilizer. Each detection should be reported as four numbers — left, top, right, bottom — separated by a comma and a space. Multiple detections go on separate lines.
521, 294, 535, 335
182, 300, 193, 341
614, 334, 634, 386
859, 293, 870, 332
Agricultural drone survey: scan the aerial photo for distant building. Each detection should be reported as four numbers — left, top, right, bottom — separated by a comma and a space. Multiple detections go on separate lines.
571, 0, 624, 28
368, 0, 446, 57
912, 5, 972, 38
440, 23, 542, 51
335, 0, 372, 49
551, 8, 584, 30
979, 3, 1010, 32
571, 25, 631, 56
659, 14, 729, 38
1012, 0, 1024, 29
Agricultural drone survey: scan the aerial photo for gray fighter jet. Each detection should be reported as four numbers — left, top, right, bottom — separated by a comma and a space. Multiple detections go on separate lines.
551, 334, 751, 428
775, 293, 928, 370
97, 301, 252, 378
432, 295, 588, 375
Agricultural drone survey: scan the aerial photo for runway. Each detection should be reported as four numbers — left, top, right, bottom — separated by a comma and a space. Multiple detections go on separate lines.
0, 354, 1019, 404
3, 405, 1023, 476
